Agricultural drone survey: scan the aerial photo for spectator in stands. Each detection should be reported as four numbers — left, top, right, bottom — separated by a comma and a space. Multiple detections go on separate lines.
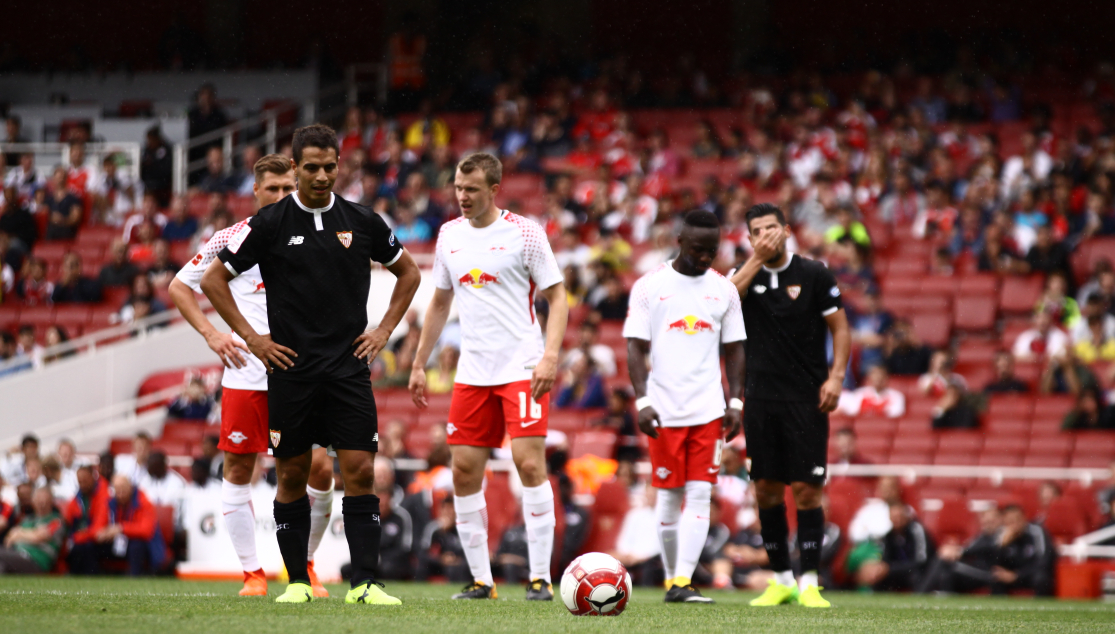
838, 364, 906, 418
0, 332, 30, 377
911, 180, 957, 240
977, 223, 1027, 275
4, 154, 41, 204
146, 240, 178, 289
709, 514, 771, 590
884, 319, 932, 376
924, 506, 1002, 593
931, 380, 979, 429
1025, 225, 1071, 281
1071, 294, 1115, 362
188, 457, 218, 492
983, 350, 1031, 394
373, 459, 414, 580
234, 145, 262, 196
166, 377, 215, 420
1013, 309, 1069, 362
417, 497, 469, 583
849, 476, 906, 546
66, 143, 96, 197
992, 504, 1055, 596
918, 350, 967, 397
391, 201, 431, 244
98, 239, 141, 288
50, 252, 101, 304
56, 439, 78, 489
118, 274, 167, 325
123, 194, 168, 245
41, 456, 73, 501
96, 474, 166, 576
160, 197, 198, 243
849, 289, 894, 372
91, 154, 136, 226
97, 451, 115, 484
15, 325, 42, 369
561, 322, 617, 378
1034, 481, 1063, 525
404, 99, 450, 151
424, 345, 458, 394
1040, 343, 1100, 396
1077, 264, 1114, 316
186, 84, 229, 182
196, 147, 237, 194
554, 354, 607, 410
494, 516, 530, 584
593, 387, 640, 460
590, 276, 629, 322
612, 485, 662, 586
115, 433, 151, 484
0, 487, 64, 573
65, 465, 108, 574
1035, 271, 1080, 328
856, 501, 936, 592
139, 451, 186, 522
831, 427, 873, 472
1061, 387, 1115, 430
1, 185, 37, 253
878, 171, 926, 226
43, 167, 83, 241
0, 434, 39, 486
199, 435, 222, 481
9, 483, 33, 527
400, 172, 445, 233
40, 325, 74, 365
140, 126, 173, 207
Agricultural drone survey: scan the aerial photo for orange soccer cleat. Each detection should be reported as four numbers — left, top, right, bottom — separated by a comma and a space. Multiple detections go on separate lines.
307, 561, 329, 598
239, 568, 268, 596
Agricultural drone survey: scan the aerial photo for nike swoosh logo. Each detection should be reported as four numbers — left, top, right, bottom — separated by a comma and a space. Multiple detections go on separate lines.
451, 248, 462, 253
521, 420, 541, 428
659, 522, 677, 526
531, 511, 550, 517
708, 467, 721, 474
659, 295, 674, 300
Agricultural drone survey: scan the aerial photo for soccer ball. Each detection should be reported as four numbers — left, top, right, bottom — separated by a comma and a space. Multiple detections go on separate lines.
560, 552, 632, 616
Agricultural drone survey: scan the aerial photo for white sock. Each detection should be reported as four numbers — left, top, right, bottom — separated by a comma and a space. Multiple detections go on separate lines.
221, 479, 260, 572
800, 571, 818, 592
676, 481, 712, 584
521, 482, 556, 583
454, 492, 494, 586
655, 487, 684, 582
306, 484, 333, 562
775, 570, 796, 587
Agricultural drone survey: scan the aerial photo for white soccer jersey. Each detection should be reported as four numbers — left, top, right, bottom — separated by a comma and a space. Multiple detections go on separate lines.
433, 210, 564, 386
623, 262, 746, 427
175, 219, 269, 391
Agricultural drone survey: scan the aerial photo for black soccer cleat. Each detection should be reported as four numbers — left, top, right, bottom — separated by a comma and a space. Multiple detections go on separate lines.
525, 579, 554, 601
451, 581, 498, 599
664, 584, 715, 604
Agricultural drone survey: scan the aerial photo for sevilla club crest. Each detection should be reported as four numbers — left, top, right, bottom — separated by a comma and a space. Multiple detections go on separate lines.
269, 429, 281, 447
337, 231, 353, 248
787, 285, 802, 300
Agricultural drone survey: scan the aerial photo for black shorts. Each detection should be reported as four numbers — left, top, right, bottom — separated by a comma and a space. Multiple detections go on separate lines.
742, 398, 829, 484
267, 368, 379, 458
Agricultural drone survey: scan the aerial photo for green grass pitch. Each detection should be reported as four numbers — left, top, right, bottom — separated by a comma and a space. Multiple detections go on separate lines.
1, 577, 1112, 634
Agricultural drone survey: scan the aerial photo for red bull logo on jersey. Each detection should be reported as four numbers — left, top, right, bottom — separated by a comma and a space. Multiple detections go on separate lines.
458, 268, 501, 288
666, 315, 714, 335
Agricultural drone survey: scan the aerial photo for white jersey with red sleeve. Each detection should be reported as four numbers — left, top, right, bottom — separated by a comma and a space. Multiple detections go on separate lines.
174, 218, 269, 391
622, 262, 746, 427
433, 210, 564, 386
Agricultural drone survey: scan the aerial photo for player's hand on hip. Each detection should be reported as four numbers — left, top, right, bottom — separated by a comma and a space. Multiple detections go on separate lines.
637, 406, 661, 439
205, 331, 249, 369
819, 376, 842, 413
353, 326, 391, 362
723, 408, 743, 441
530, 354, 558, 400
246, 333, 296, 373
408, 365, 428, 409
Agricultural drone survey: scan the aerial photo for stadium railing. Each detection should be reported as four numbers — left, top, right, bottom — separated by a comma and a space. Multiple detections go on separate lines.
0, 142, 142, 186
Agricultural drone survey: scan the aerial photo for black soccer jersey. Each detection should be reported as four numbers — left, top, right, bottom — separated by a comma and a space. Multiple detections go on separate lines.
218, 193, 402, 380
740, 254, 842, 403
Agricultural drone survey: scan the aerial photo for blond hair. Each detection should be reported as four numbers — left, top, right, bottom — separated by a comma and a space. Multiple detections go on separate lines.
457, 152, 502, 186
253, 153, 294, 184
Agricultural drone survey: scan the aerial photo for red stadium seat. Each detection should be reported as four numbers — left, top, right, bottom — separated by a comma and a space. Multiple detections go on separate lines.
75, 226, 118, 247
151, 439, 189, 456
1032, 395, 1075, 420
580, 480, 629, 555
1023, 454, 1066, 468
892, 434, 937, 454
936, 432, 983, 454
856, 435, 893, 456
881, 276, 921, 297
919, 276, 958, 298
160, 422, 208, 444
957, 274, 1000, 297
999, 276, 1044, 314
910, 312, 952, 348
0, 306, 19, 333
978, 452, 1023, 467
1070, 433, 1115, 458
934, 452, 978, 466
155, 505, 176, 549
1070, 454, 1114, 468
923, 497, 977, 545
18, 306, 55, 327
955, 341, 1000, 366
1026, 435, 1073, 458
985, 419, 1030, 436
888, 451, 931, 465
484, 473, 519, 553
982, 435, 1028, 454
570, 430, 618, 460
1043, 497, 1089, 545
987, 395, 1034, 421
953, 295, 997, 331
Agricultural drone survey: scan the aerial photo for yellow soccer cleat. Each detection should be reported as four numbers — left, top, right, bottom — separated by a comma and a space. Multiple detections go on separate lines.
749, 578, 797, 606
274, 582, 313, 603
345, 581, 402, 605
796, 584, 831, 608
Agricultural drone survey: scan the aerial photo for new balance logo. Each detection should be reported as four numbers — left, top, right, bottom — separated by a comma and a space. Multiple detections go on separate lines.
288, 236, 304, 245
753, 285, 767, 294
812, 466, 825, 476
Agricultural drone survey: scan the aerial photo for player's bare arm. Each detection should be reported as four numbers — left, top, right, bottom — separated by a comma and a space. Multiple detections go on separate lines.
626, 337, 660, 439
531, 281, 568, 400
820, 308, 851, 413
200, 258, 297, 372
723, 340, 745, 440
354, 249, 421, 362
168, 276, 249, 369
409, 286, 454, 408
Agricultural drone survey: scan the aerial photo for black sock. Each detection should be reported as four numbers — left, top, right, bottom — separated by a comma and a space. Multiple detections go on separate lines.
797, 506, 825, 575
758, 504, 791, 573
274, 495, 311, 584
343, 494, 382, 588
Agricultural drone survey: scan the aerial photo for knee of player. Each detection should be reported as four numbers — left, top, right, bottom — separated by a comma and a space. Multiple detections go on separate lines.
683, 480, 713, 504
341, 458, 375, 488
791, 483, 823, 509
513, 454, 546, 481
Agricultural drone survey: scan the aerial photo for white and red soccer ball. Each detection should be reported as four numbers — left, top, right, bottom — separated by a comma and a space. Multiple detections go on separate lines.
560, 552, 632, 616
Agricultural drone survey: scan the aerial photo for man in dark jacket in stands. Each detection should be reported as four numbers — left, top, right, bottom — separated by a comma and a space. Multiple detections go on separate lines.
992, 504, 1055, 596
923, 506, 1002, 593
52, 253, 102, 304
859, 501, 936, 592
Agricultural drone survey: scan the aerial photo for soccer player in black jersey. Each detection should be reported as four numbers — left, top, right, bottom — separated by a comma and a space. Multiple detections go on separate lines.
200, 124, 421, 605
729, 203, 850, 608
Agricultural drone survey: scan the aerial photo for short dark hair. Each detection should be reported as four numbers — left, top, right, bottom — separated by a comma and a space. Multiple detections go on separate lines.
683, 209, 720, 229
21, 434, 39, 448
292, 124, 340, 163
745, 203, 786, 228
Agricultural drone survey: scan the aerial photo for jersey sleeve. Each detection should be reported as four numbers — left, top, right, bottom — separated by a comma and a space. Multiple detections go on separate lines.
720, 279, 747, 343
520, 218, 564, 290
175, 227, 237, 292
432, 226, 453, 290
366, 210, 404, 266
218, 215, 267, 277
814, 264, 844, 317
622, 277, 652, 341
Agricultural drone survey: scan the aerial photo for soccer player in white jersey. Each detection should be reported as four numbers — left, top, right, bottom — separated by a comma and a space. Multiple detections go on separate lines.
623, 209, 746, 604
409, 152, 568, 600
169, 154, 336, 597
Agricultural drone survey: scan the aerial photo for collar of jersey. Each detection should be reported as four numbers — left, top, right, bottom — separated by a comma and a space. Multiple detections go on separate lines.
761, 252, 794, 274
291, 192, 335, 213
468, 208, 507, 229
